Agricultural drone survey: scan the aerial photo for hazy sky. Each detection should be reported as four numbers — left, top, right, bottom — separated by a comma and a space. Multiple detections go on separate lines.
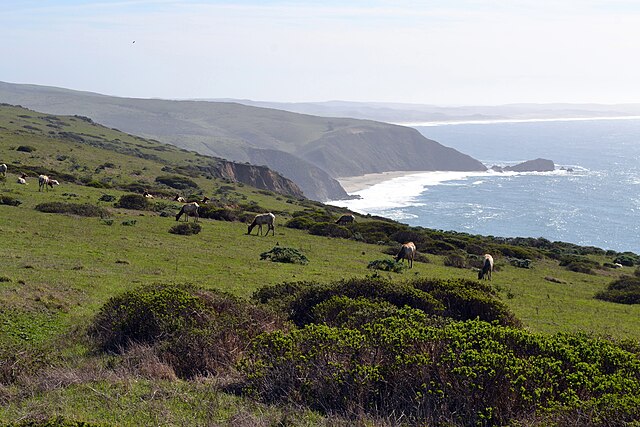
3, 0, 640, 105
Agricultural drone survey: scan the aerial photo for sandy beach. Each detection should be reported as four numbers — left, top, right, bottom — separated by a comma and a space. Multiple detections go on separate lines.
336, 171, 424, 193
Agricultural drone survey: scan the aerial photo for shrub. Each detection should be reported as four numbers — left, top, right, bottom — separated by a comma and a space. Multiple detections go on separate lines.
285, 216, 316, 230
0, 195, 22, 206
254, 277, 444, 327
35, 202, 108, 217
98, 194, 116, 202
169, 222, 202, 235
197, 205, 240, 221
443, 253, 466, 268
155, 175, 198, 190
595, 276, 640, 304
121, 219, 137, 226
310, 296, 400, 329
89, 283, 283, 378
16, 145, 36, 152
614, 252, 639, 267
308, 222, 352, 239
260, 247, 309, 265
242, 317, 640, 425
115, 194, 151, 210
367, 259, 406, 273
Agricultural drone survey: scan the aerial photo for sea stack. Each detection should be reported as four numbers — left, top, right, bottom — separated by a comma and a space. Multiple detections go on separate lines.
504, 158, 555, 172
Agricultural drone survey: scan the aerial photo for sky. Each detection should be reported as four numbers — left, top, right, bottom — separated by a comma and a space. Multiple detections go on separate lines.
2, 0, 640, 105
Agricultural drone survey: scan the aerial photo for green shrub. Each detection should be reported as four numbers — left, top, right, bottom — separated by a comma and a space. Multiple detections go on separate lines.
614, 253, 639, 267
260, 247, 309, 265
98, 194, 116, 202
121, 219, 137, 226
115, 194, 151, 210
155, 175, 198, 190
595, 276, 640, 304
242, 317, 640, 425
254, 277, 444, 327
35, 202, 108, 217
16, 145, 36, 152
443, 253, 466, 268
308, 222, 352, 239
367, 259, 406, 273
0, 195, 22, 206
310, 296, 400, 329
169, 222, 202, 235
197, 205, 240, 221
89, 283, 283, 378
285, 216, 316, 230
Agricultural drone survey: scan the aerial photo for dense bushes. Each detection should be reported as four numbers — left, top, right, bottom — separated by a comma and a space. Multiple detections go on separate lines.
114, 194, 151, 210
614, 252, 640, 267
242, 316, 640, 425
35, 202, 108, 217
366, 259, 406, 273
169, 222, 202, 235
155, 175, 198, 190
309, 222, 352, 239
0, 195, 22, 206
197, 205, 241, 221
88, 283, 283, 378
260, 247, 309, 265
254, 277, 445, 327
595, 275, 640, 304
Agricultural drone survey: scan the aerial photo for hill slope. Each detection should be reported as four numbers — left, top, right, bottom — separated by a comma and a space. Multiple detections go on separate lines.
1, 105, 640, 426
0, 81, 487, 200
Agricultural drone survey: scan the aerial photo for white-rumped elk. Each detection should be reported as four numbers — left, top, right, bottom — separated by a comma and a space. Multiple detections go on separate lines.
478, 254, 494, 280
175, 202, 200, 222
247, 213, 275, 236
395, 242, 416, 268
38, 175, 59, 191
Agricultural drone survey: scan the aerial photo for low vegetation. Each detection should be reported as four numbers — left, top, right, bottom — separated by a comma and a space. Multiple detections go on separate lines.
2, 104, 640, 426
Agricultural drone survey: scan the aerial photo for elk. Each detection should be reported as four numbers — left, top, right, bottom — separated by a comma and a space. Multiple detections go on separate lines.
395, 242, 416, 268
247, 213, 275, 236
478, 254, 494, 280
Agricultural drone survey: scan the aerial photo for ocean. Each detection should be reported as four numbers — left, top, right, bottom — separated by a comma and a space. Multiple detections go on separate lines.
330, 118, 640, 253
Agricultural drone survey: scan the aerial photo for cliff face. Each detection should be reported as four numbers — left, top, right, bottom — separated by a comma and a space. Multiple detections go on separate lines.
212, 160, 305, 199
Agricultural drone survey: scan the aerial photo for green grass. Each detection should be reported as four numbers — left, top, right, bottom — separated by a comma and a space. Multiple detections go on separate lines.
1, 104, 640, 425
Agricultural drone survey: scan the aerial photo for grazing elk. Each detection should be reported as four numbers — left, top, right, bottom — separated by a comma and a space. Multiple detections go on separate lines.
335, 214, 356, 225
395, 242, 416, 268
38, 175, 59, 191
173, 194, 187, 203
247, 213, 275, 236
143, 191, 154, 199
175, 202, 200, 222
17, 174, 27, 185
0, 164, 7, 176
478, 254, 494, 280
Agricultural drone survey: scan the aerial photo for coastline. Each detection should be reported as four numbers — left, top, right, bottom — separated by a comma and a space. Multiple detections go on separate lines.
336, 171, 425, 193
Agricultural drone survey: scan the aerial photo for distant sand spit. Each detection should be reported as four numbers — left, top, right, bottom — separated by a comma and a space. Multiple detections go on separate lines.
337, 171, 424, 193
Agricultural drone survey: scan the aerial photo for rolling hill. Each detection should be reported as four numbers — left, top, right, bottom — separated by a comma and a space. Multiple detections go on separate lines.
1, 105, 639, 426
0, 81, 487, 200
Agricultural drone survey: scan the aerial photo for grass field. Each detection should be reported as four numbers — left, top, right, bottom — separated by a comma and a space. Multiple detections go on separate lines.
1, 105, 639, 425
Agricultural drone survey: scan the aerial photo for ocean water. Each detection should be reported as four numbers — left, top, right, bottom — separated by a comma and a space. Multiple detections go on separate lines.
330, 118, 640, 253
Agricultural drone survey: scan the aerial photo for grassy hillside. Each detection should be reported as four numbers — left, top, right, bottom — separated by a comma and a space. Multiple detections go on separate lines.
0, 81, 486, 200
1, 105, 639, 426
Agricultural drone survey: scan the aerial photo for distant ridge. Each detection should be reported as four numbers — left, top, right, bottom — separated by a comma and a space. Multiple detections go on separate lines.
0, 81, 487, 201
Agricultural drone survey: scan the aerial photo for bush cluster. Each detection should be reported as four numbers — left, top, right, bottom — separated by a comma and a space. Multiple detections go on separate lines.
242, 316, 640, 426
155, 175, 198, 190
595, 275, 640, 304
114, 194, 151, 210
169, 222, 201, 235
260, 247, 308, 265
89, 283, 283, 378
366, 259, 406, 273
0, 195, 22, 206
35, 202, 108, 217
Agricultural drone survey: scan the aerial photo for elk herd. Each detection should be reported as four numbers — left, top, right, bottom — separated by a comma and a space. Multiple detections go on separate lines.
1, 162, 495, 280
